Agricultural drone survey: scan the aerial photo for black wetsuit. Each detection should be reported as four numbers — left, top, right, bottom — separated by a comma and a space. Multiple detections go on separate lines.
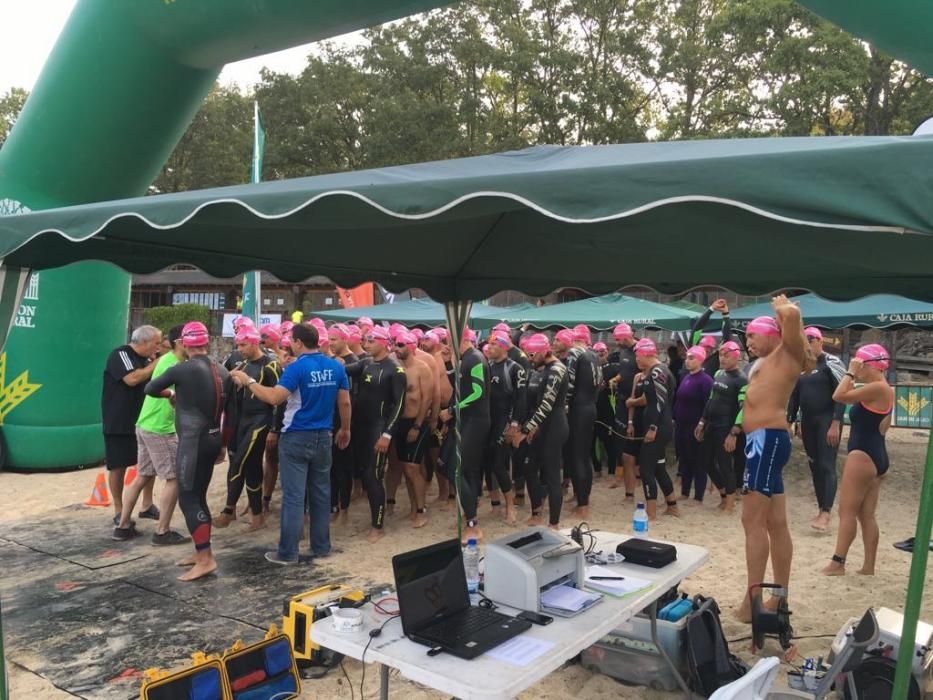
223, 354, 279, 516
331, 351, 358, 513
689, 308, 733, 377
593, 361, 616, 474
523, 360, 570, 525
146, 355, 231, 551
564, 345, 601, 507
637, 363, 676, 502
610, 345, 639, 459
345, 355, 406, 529
440, 347, 491, 523
699, 367, 748, 495
484, 357, 527, 496
507, 346, 533, 494
787, 352, 846, 512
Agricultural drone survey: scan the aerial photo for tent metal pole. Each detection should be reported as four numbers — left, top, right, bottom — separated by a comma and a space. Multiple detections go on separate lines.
892, 428, 933, 697
444, 301, 473, 543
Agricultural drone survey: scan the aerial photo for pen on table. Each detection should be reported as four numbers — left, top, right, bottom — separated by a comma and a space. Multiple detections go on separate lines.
589, 576, 625, 580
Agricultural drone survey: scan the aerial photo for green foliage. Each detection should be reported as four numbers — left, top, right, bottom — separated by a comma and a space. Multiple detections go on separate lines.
0, 87, 29, 149
144, 304, 211, 334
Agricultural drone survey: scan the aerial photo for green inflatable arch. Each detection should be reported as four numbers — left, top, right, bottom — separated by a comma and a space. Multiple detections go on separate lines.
0, 0, 450, 470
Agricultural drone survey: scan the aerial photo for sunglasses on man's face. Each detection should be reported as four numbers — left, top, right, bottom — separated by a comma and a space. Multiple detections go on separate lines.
364, 335, 375, 342
395, 342, 408, 349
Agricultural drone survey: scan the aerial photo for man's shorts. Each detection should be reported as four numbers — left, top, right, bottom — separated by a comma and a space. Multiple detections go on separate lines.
743, 428, 792, 497
394, 418, 429, 465
104, 433, 138, 470
136, 427, 178, 480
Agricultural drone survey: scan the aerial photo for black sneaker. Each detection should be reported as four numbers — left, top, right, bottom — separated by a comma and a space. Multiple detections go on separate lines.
138, 505, 160, 520
264, 551, 299, 566
112, 526, 139, 542
151, 530, 190, 546
112, 514, 136, 528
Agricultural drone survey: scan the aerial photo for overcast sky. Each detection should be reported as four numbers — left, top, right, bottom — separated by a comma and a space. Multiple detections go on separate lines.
0, 0, 352, 94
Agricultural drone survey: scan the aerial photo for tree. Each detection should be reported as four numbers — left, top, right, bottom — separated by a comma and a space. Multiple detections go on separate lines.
0, 88, 29, 150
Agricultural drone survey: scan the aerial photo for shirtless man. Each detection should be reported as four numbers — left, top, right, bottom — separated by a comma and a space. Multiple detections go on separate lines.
389, 331, 435, 528
737, 296, 813, 622
423, 329, 454, 507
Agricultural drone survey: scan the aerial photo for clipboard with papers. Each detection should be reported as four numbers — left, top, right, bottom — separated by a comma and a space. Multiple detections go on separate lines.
583, 565, 654, 598
538, 583, 603, 617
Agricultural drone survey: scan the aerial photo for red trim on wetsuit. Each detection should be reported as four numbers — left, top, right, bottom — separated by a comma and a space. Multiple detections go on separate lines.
192, 523, 212, 551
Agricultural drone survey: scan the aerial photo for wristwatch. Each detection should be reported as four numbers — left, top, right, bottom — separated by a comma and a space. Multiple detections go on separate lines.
247, 378, 257, 386
381, 432, 392, 440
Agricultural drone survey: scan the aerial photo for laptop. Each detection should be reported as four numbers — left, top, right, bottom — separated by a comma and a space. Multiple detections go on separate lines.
392, 538, 532, 659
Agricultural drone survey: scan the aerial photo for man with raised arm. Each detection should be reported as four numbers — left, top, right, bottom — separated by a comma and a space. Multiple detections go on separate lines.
737, 295, 813, 622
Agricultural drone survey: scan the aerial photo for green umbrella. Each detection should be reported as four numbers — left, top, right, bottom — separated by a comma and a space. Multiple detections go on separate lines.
3, 138, 933, 302
730, 293, 933, 329
496, 293, 700, 331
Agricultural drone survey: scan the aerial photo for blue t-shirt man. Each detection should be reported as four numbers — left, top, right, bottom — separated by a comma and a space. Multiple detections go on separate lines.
278, 352, 349, 432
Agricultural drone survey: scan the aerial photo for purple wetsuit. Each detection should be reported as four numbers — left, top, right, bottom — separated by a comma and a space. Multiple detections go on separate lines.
674, 370, 713, 500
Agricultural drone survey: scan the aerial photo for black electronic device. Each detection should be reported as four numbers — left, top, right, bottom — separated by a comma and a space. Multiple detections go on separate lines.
616, 538, 677, 568
517, 610, 554, 626
749, 583, 793, 653
392, 538, 531, 660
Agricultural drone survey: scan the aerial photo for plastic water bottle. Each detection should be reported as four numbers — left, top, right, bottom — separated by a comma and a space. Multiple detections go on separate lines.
463, 538, 481, 595
633, 502, 649, 536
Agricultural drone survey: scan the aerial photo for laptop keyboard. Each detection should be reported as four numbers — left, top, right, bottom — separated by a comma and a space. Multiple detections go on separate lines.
421, 607, 506, 641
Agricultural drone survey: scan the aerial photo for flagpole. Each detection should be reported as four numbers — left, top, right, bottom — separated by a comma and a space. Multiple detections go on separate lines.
242, 100, 263, 323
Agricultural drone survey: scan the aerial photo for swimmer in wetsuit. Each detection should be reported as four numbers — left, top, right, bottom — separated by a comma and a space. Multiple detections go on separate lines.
145, 321, 232, 581
562, 325, 601, 519
821, 344, 894, 577
343, 326, 407, 543
327, 324, 358, 521
688, 299, 733, 377
512, 333, 569, 529
737, 298, 813, 622
608, 323, 639, 497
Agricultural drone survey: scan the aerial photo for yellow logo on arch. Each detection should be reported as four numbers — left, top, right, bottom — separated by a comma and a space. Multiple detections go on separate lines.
897, 393, 930, 417
0, 353, 42, 424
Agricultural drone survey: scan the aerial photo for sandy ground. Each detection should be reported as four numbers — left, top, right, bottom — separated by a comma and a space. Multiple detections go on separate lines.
2, 428, 932, 699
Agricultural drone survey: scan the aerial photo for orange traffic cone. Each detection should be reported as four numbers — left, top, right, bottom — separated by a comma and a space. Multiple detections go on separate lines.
84, 471, 111, 507
124, 466, 138, 486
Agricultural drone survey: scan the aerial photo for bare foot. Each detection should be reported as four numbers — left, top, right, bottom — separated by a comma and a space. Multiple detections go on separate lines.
573, 505, 590, 520
735, 602, 752, 624
412, 512, 428, 529
720, 495, 735, 514
244, 516, 266, 532
385, 501, 396, 516
811, 512, 831, 531
608, 481, 622, 490
504, 506, 517, 525
527, 514, 545, 527
821, 560, 845, 576
856, 567, 874, 576
366, 528, 386, 544
461, 524, 483, 544
664, 504, 681, 518
440, 498, 455, 512
178, 557, 218, 581
238, 504, 250, 518
548, 522, 561, 531
176, 555, 196, 567
213, 510, 235, 528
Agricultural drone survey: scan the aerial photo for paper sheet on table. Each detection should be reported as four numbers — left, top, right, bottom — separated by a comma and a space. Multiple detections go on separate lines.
584, 565, 653, 597
539, 584, 600, 612
486, 636, 556, 666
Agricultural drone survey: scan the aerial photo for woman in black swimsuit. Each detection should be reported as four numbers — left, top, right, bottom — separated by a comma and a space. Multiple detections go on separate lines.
822, 344, 893, 577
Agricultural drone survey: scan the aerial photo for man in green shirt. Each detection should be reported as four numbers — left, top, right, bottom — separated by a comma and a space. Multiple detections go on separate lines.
113, 325, 189, 545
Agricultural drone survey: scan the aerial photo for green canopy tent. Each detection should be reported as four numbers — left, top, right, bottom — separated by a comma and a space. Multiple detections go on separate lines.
495, 293, 701, 331
314, 297, 505, 328
2, 137, 933, 695
729, 293, 933, 329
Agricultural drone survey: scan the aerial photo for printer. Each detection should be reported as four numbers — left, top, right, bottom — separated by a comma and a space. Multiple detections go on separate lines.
484, 527, 585, 613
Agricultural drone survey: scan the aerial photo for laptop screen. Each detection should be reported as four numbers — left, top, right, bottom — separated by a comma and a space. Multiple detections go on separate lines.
393, 539, 470, 633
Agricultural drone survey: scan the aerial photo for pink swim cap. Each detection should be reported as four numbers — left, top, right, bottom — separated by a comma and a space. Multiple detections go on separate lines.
719, 340, 742, 356
489, 332, 511, 349
389, 323, 408, 339
804, 326, 823, 340
395, 330, 417, 348
555, 329, 575, 346
686, 345, 707, 360
357, 316, 374, 329
572, 324, 591, 343
279, 320, 294, 335
699, 335, 718, 348
422, 330, 440, 347
593, 342, 608, 352
432, 327, 449, 341
182, 321, 210, 348
368, 326, 391, 347
411, 328, 425, 340
232, 315, 254, 332
524, 333, 551, 354
634, 338, 657, 356
235, 326, 261, 345
493, 322, 510, 333
855, 344, 889, 371
613, 323, 634, 339
746, 316, 781, 337
279, 333, 292, 349
328, 323, 351, 341
259, 324, 281, 344
463, 328, 477, 343
347, 324, 362, 343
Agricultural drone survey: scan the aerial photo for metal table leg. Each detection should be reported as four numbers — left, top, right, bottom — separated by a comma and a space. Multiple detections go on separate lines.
649, 599, 693, 698
379, 663, 389, 700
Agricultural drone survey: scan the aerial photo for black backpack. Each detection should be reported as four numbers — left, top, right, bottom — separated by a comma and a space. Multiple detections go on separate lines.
684, 595, 748, 696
